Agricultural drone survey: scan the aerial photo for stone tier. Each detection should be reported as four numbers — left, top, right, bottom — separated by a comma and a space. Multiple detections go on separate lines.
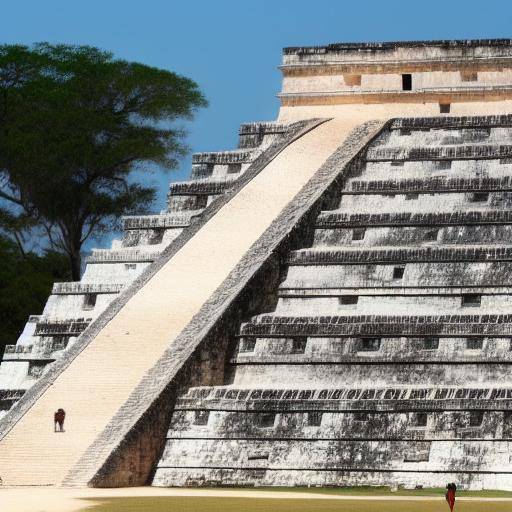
348, 176, 512, 194
238, 123, 288, 149
240, 315, 512, 337
122, 213, 197, 230
316, 210, 512, 227
287, 245, 512, 265
33, 320, 90, 336
86, 249, 160, 263
191, 150, 253, 165
390, 114, 512, 130
52, 282, 124, 295
178, 385, 512, 410
367, 144, 512, 162
168, 180, 232, 196
278, 286, 512, 296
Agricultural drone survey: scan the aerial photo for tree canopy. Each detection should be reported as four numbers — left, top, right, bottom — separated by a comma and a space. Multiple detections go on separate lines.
0, 43, 207, 279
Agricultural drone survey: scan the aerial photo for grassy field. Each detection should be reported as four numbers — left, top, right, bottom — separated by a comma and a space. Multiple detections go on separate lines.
247, 485, 512, 497
84, 496, 512, 512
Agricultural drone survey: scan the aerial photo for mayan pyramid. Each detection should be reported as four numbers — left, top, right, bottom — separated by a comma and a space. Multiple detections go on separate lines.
2, 39, 512, 490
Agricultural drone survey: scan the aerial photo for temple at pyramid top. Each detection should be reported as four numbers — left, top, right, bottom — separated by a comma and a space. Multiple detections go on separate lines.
278, 38, 512, 120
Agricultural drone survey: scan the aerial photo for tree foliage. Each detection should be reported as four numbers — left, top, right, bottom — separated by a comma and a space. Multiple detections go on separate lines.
0, 235, 71, 356
0, 43, 207, 279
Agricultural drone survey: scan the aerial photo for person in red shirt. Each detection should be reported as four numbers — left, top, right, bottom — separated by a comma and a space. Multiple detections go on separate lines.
445, 482, 456, 511
54, 408, 66, 432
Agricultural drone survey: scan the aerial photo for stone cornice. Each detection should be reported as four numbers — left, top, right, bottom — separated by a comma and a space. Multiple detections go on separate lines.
192, 150, 254, 165
316, 210, 512, 228
288, 245, 512, 265
390, 114, 512, 130
366, 145, 512, 162
86, 250, 159, 263
284, 39, 512, 55
241, 314, 512, 337
279, 86, 512, 106
281, 60, 512, 77
168, 180, 233, 196
52, 283, 124, 295
347, 176, 512, 194
122, 214, 194, 230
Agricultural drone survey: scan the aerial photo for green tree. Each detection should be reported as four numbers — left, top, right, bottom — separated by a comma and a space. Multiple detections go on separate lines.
0, 43, 207, 279
0, 235, 71, 356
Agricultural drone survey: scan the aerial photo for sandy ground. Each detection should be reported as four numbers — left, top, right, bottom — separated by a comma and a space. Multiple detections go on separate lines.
3, 487, 512, 512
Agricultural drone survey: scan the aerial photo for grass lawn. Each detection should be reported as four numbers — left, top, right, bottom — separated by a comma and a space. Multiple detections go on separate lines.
85, 496, 512, 512
248, 485, 512, 498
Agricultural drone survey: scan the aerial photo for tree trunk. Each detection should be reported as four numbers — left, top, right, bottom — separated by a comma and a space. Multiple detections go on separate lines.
69, 250, 81, 281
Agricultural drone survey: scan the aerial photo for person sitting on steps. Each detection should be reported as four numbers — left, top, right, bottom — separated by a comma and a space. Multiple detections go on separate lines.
54, 408, 66, 432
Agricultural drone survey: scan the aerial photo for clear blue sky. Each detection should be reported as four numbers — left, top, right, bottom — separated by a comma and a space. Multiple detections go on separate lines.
2, 0, 512, 247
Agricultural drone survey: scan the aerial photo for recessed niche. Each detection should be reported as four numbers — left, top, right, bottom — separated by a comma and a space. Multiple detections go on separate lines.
402, 73, 412, 91
461, 294, 481, 307
339, 295, 358, 305
466, 337, 483, 350
393, 266, 405, 279
423, 337, 439, 350
352, 227, 366, 241
358, 337, 381, 352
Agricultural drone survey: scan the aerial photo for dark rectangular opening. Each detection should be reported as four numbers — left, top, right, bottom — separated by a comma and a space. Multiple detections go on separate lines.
391, 161, 404, 167
402, 74, 412, 91
461, 294, 481, 307
414, 412, 428, 427
149, 229, 164, 245
227, 163, 242, 174
195, 195, 208, 209
400, 128, 412, 136
248, 453, 269, 461
435, 161, 452, 170
256, 413, 276, 428
307, 411, 323, 426
405, 193, 419, 200
393, 266, 405, 279
423, 337, 439, 350
469, 410, 484, 427
240, 337, 256, 353
291, 337, 307, 354
339, 295, 358, 305
353, 412, 369, 422
425, 229, 439, 241
83, 293, 97, 310
193, 410, 210, 425
352, 227, 366, 241
466, 337, 483, 350
470, 192, 489, 202
440, 104, 451, 114
359, 337, 381, 352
